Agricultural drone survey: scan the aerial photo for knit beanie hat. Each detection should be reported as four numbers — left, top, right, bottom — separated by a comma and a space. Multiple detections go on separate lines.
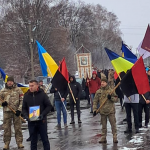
101, 77, 108, 83
92, 70, 97, 75
7, 77, 14, 82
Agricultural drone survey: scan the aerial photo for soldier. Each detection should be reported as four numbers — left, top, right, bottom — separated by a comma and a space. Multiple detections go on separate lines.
0, 77, 24, 150
38, 80, 46, 91
93, 77, 118, 143
108, 69, 115, 89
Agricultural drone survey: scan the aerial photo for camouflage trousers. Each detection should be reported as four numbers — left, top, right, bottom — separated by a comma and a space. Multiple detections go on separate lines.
101, 113, 117, 138
3, 111, 23, 144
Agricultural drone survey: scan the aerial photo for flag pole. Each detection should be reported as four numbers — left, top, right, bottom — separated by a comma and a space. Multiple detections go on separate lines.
96, 82, 121, 113
58, 92, 71, 119
0, 98, 26, 123
67, 83, 76, 104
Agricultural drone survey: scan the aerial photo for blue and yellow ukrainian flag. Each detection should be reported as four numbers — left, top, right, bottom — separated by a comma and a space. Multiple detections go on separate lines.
0, 68, 29, 93
121, 42, 137, 63
105, 48, 134, 74
17, 83, 29, 94
0, 68, 8, 82
36, 41, 58, 77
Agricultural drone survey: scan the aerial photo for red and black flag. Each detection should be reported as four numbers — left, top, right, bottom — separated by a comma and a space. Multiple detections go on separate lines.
141, 24, 150, 52
51, 58, 69, 93
58, 58, 69, 82
120, 57, 150, 97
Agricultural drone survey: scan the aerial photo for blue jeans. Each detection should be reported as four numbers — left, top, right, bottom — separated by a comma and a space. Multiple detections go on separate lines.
55, 100, 67, 125
90, 93, 100, 112
90, 93, 95, 112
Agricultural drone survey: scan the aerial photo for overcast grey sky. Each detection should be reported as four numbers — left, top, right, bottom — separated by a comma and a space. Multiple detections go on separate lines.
80, 0, 149, 53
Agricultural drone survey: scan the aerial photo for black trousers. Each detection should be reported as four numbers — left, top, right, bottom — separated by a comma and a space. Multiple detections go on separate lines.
28, 120, 50, 150
138, 103, 150, 125
70, 99, 80, 121
125, 103, 139, 130
85, 87, 90, 104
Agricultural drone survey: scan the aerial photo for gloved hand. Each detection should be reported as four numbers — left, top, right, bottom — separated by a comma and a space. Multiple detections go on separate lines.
93, 111, 97, 117
2, 101, 8, 107
15, 110, 21, 117
107, 94, 111, 100
51, 106, 55, 112
38, 114, 43, 120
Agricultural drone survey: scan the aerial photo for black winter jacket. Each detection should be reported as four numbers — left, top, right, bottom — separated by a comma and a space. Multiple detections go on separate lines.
68, 76, 81, 100
22, 89, 52, 120
50, 85, 68, 101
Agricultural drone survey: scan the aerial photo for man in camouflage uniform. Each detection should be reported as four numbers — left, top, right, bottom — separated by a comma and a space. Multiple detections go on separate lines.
0, 77, 24, 150
38, 80, 46, 91
108, 69, 115, 89
93, 77, 118, 143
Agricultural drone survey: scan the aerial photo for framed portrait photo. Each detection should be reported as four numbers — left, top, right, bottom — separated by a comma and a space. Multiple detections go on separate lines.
80, 56, 88, 66
29, 106, 40, 121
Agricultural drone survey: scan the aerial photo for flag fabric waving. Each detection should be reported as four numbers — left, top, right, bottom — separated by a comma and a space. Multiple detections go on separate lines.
58, 58, 69, 82
0, 68, 29, 93
120, 57, 150, 97
105, 48, 134, 74
121, 42, 137, 63
17, 83, 29, 94
131, 57, 150, 94
0, 68, 8, 82
138, 41, 150, 59
120, 70, 138, 97
141, 24, 150, 52
36, 41, 58, 77
51, 58, 69, 93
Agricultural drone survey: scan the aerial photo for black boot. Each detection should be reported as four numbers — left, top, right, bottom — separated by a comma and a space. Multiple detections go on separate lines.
26, 137, 31, 142
124, 129, 132, 133
70, 121, 75, 124
145, 123, 148, 128
135, 128, 140, 133
139, 123, 142, 128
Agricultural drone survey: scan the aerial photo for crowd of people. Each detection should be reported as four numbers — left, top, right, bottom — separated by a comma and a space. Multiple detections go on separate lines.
0, 68, 150, 149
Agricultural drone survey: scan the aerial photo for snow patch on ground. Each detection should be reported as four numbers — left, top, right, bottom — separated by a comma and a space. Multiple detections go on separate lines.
119, 147, 138, 150
129, 136, 143, 145
0, 107, 3, 125
139, 127, 148, 131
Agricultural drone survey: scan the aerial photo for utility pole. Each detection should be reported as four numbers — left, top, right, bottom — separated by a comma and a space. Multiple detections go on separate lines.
28, 21, 34, 79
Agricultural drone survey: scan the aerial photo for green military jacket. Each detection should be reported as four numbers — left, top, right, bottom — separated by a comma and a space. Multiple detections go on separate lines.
93, 85, 118, 115
0, 84, 24, 112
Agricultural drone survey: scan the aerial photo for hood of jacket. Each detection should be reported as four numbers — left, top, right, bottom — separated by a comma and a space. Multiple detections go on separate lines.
69, 75, 76, 83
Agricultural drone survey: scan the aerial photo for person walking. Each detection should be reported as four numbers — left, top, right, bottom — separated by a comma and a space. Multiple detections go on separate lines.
22, 80, 52, 150
93, 77, 118, 143
38, 80, 46, 91
68, 75, 82, 124
50, 85, 68, 129
124, 94, 140, 133
0, 77, 24, 150
87, 71, 101, 113
108, 69, 115, 89
139, 93, 150, 128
